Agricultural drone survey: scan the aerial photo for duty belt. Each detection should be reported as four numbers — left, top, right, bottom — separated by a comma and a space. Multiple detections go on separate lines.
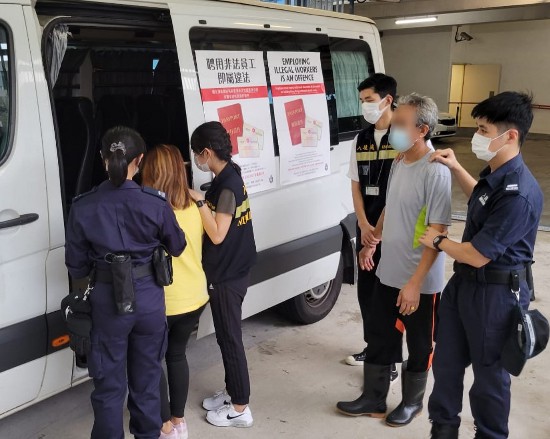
95, 262, 154, 284
453, 261, 526, 285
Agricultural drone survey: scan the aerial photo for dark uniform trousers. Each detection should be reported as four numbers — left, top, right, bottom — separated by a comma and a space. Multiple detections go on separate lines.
88, 278, 168, 439
208, 275, 250, 406
364, 278, 440, 373
356, 226, 382, 343
428, 273, 530, 438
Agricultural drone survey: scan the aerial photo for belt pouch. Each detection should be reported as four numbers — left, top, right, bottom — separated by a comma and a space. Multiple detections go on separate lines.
107, 253, 136, 315
153, 246, 173, 287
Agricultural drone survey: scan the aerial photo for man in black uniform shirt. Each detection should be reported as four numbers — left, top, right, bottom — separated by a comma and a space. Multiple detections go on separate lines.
421, 92, 543, 438
344, 73, 398, 383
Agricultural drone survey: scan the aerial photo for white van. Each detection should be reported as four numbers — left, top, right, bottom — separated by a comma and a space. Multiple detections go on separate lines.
0, 0, 383, 418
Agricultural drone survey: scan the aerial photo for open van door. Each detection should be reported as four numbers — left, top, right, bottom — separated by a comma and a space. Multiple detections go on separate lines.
0, 3, 50, 415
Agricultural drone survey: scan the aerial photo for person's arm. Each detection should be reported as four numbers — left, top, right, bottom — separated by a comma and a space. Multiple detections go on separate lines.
352, 180, 376, 245
373, 207, 385, 240
398, 223, 446, 315
421, 193, 534, 268
429, 148, 477, 198
420, 233, 490, 268
348, 136, 377, 246
65, 207, 93, 279
190, 189, 233, 245
159, 203, 186, 257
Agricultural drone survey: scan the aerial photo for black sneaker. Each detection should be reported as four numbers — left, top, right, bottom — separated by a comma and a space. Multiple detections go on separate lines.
390, 363, 399, 384
345, 348, 367, 366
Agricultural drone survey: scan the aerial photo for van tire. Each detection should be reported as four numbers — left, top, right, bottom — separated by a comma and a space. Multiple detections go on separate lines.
278, 255, 344, 325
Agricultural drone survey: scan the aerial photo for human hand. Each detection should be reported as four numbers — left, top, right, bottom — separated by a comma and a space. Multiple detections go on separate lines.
360, 223, 380, 247
188, 189, 204, 202
419, 226, 446, 250
358, 246, 376, 271
429, 148, 459, 170
396, 281, 421, 315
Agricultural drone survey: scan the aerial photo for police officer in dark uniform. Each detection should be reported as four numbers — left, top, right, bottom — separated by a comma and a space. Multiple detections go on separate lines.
65, 126, 186, 439
419, 92, 543, 439
188, 121, 257, 428
345, 74, 398, 383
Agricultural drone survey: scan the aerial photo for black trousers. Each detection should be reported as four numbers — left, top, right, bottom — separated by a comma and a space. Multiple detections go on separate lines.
209, 275, 250, 405
364, 278, 440, 373
160, 304, 206, 422
428, 273, 530, 438
356, 225, 382, 344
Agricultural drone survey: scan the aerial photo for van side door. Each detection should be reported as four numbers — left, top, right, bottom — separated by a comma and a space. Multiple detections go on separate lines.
0, 3, 50, 416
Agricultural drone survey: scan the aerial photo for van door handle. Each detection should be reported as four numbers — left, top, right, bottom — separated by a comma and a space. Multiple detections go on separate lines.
0, 213, 39, 230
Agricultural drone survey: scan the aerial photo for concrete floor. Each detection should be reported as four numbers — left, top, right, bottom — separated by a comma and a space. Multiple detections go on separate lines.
434, 135, 550, 227
1, 220, 549, 438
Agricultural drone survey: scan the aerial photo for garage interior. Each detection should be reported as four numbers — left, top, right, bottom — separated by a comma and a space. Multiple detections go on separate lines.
1, 1, 549, 438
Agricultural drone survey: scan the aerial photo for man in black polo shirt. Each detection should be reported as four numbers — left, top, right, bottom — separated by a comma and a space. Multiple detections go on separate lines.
345, 73, 398, 383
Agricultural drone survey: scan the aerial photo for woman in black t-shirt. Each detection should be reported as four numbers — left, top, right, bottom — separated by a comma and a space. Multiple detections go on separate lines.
189, 121, 257, 429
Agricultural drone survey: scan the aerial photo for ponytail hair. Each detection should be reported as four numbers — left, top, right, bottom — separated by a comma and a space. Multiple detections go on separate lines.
101, 126, 146, 187
190, 121, 242, 176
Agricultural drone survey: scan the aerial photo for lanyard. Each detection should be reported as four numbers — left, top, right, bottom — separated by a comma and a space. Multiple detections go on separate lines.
367, 142, 387, 187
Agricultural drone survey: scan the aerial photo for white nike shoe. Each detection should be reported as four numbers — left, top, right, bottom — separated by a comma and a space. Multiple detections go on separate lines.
202, 389, 231, 411
206, 403, 253, 428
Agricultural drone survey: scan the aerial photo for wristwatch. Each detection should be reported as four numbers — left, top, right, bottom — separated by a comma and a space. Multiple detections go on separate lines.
196, 200, 206, 208
433, 235, 448, 252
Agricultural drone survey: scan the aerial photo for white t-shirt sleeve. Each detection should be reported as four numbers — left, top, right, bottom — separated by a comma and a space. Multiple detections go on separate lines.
347, 135, 359, 182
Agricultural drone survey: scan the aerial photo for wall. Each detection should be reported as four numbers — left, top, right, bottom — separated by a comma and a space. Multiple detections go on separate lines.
381, 28, 452, 113
381, 20, 550, 134
451, 20, 550, 134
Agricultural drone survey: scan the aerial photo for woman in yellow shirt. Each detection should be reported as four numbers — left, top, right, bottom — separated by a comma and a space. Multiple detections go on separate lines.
142, 144, 209, 439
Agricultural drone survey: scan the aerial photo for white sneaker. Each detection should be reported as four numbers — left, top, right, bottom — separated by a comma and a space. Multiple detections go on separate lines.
206, 403, 253, 428
202, 389, 231, 411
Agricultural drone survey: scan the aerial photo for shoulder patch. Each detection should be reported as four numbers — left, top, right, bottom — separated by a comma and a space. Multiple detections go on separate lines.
72, 186, 97, 203
142, 186, 166, 200
503, 172, 520, 193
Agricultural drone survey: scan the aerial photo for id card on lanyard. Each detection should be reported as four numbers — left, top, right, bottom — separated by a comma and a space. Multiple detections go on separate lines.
365, 148, 383, 197
365, 185, 380, 196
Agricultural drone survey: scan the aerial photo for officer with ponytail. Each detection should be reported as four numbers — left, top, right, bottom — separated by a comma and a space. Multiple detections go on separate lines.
65, 126, 186, 439
189, 121, 257, 429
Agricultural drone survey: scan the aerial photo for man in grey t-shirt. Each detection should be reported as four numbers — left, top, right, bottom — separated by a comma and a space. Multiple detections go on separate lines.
337, 93, 451, 429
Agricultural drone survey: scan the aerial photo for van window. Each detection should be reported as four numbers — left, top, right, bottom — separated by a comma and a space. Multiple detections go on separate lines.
329, 37, 375, 140
0, 25, 11, 163
190, 27, 339, 151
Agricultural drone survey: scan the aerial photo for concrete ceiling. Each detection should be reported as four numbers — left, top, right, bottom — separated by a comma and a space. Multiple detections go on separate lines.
347, 0, 550, 31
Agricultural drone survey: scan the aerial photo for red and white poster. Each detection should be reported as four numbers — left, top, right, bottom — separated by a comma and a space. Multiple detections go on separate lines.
195, 50, 277, 193
267, 51, 331, 185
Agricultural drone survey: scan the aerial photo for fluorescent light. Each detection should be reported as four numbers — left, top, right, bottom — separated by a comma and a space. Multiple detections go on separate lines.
0, 43, 7, 50
395, 16, 437, 25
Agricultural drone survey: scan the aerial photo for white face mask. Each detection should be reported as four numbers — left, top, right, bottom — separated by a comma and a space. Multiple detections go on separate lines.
362, 100, 388, 125
471, 130, 509, 162
388, 126, 419, 153
194, 153, 211, 172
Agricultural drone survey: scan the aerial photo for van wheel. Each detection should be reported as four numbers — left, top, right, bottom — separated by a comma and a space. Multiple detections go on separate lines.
278, 255, 344, 325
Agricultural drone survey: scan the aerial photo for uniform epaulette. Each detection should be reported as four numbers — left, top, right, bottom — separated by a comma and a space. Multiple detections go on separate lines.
503, 172, 520, 193
72, 186, 97, 203
142, 186, 166, 200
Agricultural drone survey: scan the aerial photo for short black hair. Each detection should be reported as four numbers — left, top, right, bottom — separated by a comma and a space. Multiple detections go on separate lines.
471, 91, 533, 146
357, 73, 397, 102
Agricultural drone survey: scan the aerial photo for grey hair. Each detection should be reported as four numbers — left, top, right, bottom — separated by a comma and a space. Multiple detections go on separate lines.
397, 93, 439, 140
